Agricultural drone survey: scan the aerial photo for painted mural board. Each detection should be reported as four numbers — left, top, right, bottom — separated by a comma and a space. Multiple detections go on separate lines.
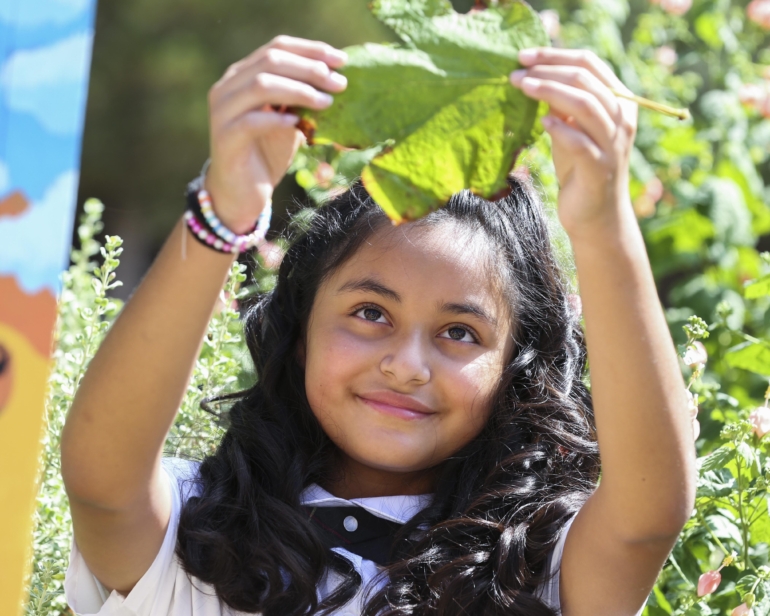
0, 0, 98, 612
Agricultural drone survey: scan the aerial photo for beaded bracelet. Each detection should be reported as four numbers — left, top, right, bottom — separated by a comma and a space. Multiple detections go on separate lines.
183, 161, 272, 255
184, 199, 272, 255
198, 188, 272, 251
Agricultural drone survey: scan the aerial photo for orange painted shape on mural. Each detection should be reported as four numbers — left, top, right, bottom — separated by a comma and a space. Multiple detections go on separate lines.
0, 276, 57, 358
0, 190, 30, 219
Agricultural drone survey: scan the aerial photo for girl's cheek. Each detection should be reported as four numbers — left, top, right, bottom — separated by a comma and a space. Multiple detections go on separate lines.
452, 355, 504, 415
307, 324, 377, 383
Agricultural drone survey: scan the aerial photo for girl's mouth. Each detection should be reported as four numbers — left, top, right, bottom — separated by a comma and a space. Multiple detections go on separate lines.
357, 392, 435, 421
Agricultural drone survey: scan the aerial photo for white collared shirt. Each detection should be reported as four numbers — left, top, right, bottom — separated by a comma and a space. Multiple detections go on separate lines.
65, 457, 571, 615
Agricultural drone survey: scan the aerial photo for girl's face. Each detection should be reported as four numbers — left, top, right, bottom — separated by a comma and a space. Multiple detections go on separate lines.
302, 221, 515, 498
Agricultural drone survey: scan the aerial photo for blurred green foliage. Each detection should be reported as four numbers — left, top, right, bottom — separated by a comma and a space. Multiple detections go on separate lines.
34, 0, 770, 613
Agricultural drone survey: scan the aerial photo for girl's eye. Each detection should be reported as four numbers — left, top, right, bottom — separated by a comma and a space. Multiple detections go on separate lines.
354, 306, 387, 323
441, 326, 478, 344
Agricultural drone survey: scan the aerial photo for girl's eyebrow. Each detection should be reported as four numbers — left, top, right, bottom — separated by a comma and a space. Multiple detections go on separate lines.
337, 277, 402, 303
336, 277, 497, 327
440, 302, 498, 327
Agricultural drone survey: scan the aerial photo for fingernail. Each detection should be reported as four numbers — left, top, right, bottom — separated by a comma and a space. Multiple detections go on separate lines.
519, 49, 536, 63
314, 91, 334, 106
329, 72, 347, 88
327, 48, 348, 64
282, 114, 299, 125
510, 69, 526, 83
521, 77, 541, 92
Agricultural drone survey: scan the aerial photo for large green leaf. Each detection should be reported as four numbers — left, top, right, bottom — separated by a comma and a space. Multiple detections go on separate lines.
744, 274, 770, 299
698, 445, 735, 473
725, 341, 770, 376
301, 0, 550, 222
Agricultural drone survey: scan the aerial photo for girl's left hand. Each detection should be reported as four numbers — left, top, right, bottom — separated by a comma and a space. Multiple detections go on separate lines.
510, 47, 638, 240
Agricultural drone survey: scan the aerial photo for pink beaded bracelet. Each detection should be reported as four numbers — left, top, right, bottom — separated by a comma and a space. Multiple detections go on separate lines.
184, 195, 272, 255
197, 188, 272, 251
184, 210, 236, 253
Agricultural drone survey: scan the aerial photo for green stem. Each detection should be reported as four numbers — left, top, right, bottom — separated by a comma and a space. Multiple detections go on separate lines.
668, 552, 695, 589
750, 575, 762, 594
736, 460, 756, 572
697, 511, 730, 557
741, 333, 764, 345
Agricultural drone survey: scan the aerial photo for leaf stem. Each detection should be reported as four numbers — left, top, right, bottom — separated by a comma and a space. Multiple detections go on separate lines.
668, 552, 695, 589
697, 510, 731, 557
736, 459, 757, 572
608, 88, 691, 120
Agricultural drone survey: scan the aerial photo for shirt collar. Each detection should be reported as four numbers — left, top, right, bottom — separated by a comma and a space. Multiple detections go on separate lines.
300, 484, 433, 525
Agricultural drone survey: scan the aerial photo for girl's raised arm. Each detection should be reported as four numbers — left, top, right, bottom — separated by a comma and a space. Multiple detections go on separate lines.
60, 35, 348, 596
510, 48, 697, 615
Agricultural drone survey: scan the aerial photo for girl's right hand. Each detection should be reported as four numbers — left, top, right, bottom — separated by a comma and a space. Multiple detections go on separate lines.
204, 36, 348, 233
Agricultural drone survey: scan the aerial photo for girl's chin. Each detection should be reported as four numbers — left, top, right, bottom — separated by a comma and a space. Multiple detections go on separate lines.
340, 440, 442, 475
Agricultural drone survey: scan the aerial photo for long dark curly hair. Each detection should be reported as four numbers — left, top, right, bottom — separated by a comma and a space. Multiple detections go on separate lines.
176, 175, 601, 615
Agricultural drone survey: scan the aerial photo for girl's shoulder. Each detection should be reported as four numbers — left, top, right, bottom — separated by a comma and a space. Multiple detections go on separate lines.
161, 456, 203, 503
64, 457, 216, 616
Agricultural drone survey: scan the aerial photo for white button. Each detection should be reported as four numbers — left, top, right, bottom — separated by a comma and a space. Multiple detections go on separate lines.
343, 515, 358, 532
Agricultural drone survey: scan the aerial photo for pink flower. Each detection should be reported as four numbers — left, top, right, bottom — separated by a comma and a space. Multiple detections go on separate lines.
654, 45, 678, 67
692, 417, 701, 440
731, 603, 754, 616
749, 406, 770, 438
538, 10, 561, 39
633, 177, 665, 218
660, 0, 692, 16
257, 240, 285, 270
697, 570, 721, 596
645, 177, 665, 203
748, 0, 770, 29
760, 95, 770, 119
683, 341, 708, 368
738, 83, 767, 108
313, 162, 335, 189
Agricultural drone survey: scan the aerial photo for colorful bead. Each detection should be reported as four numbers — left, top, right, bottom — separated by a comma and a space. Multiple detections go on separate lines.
194, 188, 272, 254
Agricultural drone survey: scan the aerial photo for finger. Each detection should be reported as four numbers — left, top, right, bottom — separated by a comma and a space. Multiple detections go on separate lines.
235, 35, 347, 73
211, 73, 334, 130
270, 35, 348, 68
511, 65, 620, 121
217, 48, 347, 104
518, 47, 629, 96
517, 77, 616, 152
542, 115, 605, 181
543, 115, 602, 156
218, 110, 300, 147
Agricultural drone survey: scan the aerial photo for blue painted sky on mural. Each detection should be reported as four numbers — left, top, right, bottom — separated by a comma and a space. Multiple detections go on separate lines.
0, 0, 96, 294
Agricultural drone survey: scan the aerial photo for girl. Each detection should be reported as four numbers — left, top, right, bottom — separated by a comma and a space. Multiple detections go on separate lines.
62, 35, 696, 616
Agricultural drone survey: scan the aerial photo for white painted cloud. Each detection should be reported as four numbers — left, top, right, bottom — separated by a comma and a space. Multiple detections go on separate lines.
0, 0, 90, 28
0, 31, 93, 134
0, 160, 9, 195
0, 170, 78, 293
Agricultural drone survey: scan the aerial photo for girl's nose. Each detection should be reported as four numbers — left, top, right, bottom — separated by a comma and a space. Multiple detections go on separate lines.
379, 332, 431, 386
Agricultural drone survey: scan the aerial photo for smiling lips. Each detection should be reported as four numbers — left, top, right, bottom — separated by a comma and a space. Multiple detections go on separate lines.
358, 390, 436, 420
